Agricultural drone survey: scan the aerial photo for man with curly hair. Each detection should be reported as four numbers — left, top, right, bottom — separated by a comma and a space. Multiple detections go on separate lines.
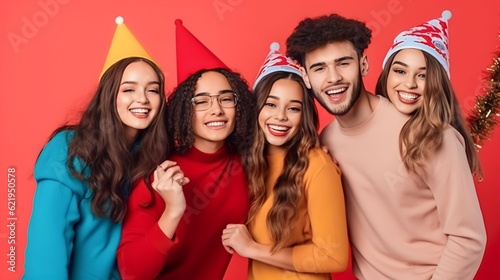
286, 13, 486, 280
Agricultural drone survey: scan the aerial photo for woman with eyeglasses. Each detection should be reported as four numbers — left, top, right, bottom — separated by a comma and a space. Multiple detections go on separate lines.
117, 68, 256, 279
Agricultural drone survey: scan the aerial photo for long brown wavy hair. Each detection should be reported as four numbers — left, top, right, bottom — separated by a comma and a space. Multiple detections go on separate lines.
244, 72, 319, 253
49, 57, 169, 222
167, 68, 256, 155
376, 51, 483, 178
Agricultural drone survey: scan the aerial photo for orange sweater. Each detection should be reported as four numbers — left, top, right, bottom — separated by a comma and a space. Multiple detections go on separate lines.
248, 147, 349, 279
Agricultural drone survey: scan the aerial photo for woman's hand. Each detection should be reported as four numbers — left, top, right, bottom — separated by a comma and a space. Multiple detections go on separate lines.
322, 145, 338, 165
222, 224, 295, 270
153, 160, 190, 217
221, 224, 255, 257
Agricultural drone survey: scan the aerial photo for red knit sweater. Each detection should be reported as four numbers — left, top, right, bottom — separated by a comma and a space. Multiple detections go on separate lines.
117, 145, 249, 280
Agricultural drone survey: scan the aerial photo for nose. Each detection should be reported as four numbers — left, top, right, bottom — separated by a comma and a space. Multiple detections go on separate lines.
404, 75, 417, 89
136, 90, 149, 104
327, 65, 342, 83
273, 107, 288, 121
209, 97, 224, 116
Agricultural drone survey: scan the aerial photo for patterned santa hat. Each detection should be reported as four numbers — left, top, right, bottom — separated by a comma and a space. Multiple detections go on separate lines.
175, 19, 228, 84
100, 16, 156, 78
253, 42, 302, 89
382, 10, 452, 77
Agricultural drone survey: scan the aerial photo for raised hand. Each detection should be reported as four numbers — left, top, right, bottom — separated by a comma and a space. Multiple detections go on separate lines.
153, 160, 190, 218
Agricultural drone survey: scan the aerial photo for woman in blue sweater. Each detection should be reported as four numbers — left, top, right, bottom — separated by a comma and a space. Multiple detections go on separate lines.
23, 56, 169, 280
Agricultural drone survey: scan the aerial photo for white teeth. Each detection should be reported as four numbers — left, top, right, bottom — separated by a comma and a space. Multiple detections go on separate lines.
130, 108, 150, 114
206, 121, 225, 127
268, 125, 289, 131
398, 92, 419, 100
326, 88, 346, 95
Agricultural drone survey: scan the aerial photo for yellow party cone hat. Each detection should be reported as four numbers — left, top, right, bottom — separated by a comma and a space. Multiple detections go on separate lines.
100, 16, 155, 78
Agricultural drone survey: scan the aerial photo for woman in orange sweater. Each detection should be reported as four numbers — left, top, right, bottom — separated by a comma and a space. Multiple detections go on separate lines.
221, 43, 349, 279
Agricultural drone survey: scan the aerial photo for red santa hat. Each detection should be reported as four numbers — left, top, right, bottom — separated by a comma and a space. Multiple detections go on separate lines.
100, 16, 156, 79
382, 10, 452, 77
253, 42, 302, 89
175, 19, 228, 84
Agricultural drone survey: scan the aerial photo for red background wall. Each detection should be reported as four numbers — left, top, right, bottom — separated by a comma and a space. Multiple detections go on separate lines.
1, 0, 499, 279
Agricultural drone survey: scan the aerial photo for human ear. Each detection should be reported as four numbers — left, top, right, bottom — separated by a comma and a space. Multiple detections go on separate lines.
360, 55, 369, 77
300, 67, 312, 89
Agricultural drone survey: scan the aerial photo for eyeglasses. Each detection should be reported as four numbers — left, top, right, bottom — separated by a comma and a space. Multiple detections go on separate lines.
191, 92, 238, 111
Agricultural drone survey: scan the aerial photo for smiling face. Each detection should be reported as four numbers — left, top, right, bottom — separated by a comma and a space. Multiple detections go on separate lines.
301, 41, 368, 116
116, 61, 161, 144
192, 71, 236, 153
258, 78, 303, 154
386, 48, 426, 114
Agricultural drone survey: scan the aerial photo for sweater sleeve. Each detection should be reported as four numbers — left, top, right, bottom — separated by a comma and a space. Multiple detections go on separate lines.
424, 128, 487, 280
292, 151, 349, 273
24, 132, 82, 280
117, 178, 178, 279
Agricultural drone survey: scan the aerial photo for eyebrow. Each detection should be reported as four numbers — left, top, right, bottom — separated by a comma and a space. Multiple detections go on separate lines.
392, 61, 426, 70
120, 81, 160, 86
308, 56, 354, 70
267, 95, 303, 104
194, 89, 235, 97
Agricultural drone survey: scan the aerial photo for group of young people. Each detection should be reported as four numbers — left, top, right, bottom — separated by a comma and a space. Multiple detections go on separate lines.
22, 10, 486, 280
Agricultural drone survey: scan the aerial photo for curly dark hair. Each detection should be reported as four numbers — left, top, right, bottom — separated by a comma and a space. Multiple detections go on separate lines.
286, 14, 372, 66
167, 68, 256, 155
49, 57, 169, 222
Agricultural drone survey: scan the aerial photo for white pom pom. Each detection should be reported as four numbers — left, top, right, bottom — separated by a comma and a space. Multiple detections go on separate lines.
441, 10, 452, 20
115, 16, 124, 25
270, 42, 280, 51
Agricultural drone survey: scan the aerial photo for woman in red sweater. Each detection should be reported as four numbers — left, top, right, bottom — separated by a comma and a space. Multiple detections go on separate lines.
117, 67, 255, 279
117, 19, 256, 279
